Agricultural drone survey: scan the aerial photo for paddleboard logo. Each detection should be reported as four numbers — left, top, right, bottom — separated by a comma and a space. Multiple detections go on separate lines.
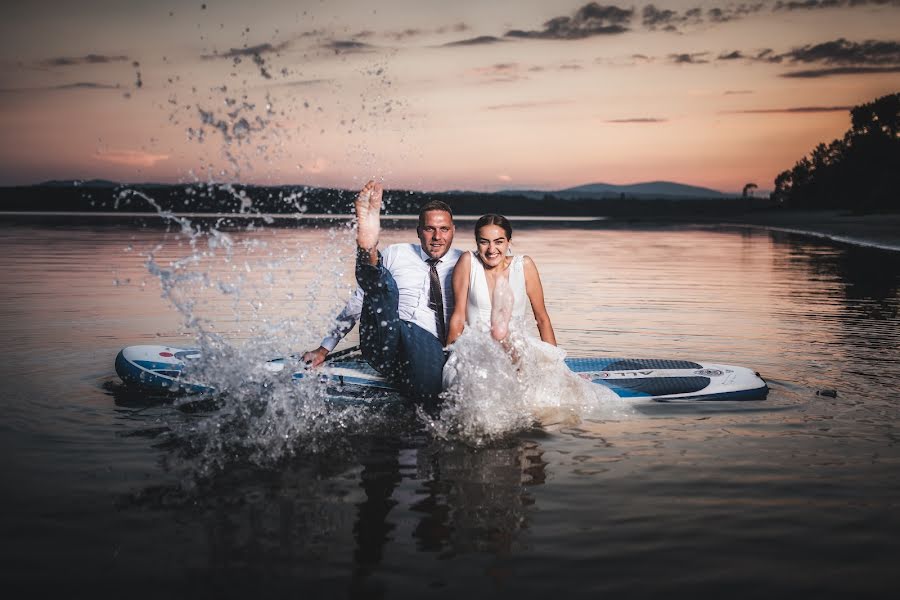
600, 371, 654, 378
695, 369, 723, 377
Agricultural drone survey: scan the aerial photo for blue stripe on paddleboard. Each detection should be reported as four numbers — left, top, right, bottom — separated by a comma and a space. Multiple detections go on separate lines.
654, 385, 768, 402
593, 376, 711, 396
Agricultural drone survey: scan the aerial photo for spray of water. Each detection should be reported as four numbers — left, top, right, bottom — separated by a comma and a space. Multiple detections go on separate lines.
423, 322, 633, 447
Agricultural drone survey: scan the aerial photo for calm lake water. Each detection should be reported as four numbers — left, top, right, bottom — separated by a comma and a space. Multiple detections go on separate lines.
1, 218, 899, 597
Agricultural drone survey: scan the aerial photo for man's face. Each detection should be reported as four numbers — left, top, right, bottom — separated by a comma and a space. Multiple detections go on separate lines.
417, 210, 455, 259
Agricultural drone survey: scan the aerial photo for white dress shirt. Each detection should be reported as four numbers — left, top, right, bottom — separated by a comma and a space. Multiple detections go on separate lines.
321, 243, 463, 351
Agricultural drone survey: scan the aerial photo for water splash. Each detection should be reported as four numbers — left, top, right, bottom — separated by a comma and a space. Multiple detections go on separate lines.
424, 323, 634, 446
166, 367, 395, 481
112, 13, 416, 475
113, 179, 392, 477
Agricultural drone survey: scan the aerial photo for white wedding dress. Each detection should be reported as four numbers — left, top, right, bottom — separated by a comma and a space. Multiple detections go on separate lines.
440, 252, 618, 429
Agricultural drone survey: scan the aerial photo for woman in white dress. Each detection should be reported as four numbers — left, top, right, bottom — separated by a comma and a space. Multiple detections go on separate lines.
440, 215, 617, 429
446, 214, 554, 347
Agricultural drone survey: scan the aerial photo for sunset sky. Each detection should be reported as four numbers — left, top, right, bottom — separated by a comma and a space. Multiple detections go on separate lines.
1, 0, 898, 193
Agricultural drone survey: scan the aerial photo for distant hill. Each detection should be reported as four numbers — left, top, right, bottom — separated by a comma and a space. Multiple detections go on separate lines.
562, 181, 729, 197
38, 179, 121, 188
498, 180, 733, 199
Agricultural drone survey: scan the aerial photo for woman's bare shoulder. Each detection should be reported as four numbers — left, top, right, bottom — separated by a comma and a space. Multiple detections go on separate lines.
458, 250, 472, 264
521, 254, 538, 271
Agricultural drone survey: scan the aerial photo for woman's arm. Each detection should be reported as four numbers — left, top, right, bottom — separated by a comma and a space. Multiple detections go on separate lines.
446, 251, 471, 345
523, 256, 557, 346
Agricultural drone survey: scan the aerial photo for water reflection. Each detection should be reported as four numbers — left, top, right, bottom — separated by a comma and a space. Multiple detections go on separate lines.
410, 439, 546, 557
115, 429, 547, 591
351, 435, 402, 596
767, 232, 900, 395
771, 232, 900, 320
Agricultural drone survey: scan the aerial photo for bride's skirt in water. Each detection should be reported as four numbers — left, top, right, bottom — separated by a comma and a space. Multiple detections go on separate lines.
433, 323, 631, 444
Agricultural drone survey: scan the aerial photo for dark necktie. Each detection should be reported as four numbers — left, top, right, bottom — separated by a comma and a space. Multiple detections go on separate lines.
426, 258, 446, 344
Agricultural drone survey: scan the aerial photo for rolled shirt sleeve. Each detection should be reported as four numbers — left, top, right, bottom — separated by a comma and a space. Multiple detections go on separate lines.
320, 286, 364, 351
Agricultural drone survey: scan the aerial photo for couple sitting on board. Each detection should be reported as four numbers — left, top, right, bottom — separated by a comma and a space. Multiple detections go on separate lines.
302, 181, 595, 405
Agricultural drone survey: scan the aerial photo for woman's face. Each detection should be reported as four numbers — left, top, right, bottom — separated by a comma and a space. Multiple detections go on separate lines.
476, 224, 510, 268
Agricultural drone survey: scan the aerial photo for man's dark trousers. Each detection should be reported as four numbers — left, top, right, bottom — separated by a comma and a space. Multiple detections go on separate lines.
355, 252, 445, 401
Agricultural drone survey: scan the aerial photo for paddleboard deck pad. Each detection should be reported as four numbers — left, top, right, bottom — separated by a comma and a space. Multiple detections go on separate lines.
115, 345, 768, 402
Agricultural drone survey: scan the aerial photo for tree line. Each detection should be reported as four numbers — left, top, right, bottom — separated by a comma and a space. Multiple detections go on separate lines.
772, 92, 899, 212
0, 183, 769, 219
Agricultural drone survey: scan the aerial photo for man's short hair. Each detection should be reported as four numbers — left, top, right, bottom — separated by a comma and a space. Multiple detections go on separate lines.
417, 200, 453, 227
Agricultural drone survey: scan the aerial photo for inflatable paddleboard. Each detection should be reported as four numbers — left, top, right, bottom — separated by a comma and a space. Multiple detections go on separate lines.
115, 345, 768, 402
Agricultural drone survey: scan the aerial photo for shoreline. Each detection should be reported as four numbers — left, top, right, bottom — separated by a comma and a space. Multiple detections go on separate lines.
708, 210, 900, 253
1, 208, 898, 252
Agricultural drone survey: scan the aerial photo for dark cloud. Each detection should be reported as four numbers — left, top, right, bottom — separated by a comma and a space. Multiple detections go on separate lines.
724, 89, 755, 94
443, 35, 506, 47
781, 38, 900, 65
202, 42, 289, 60
606, 117, 668, 122
781, 65, 900, 77
273, 78, 331, 87
773, 0, 843, 9
641, 3, 765, 31
201, 41, 292, 79
714, 39, 900, 76
505, 3, 633, 40
724, 105, 853, 113
685, 8, 703, 18
753, 48, 783, 63
773, 0, 900, 11
707, 4, 766, 23
642, 5, 680, 28
770, 39, 900, 76
642, 4, 704, 30
669, 52, 711, 64
321, 40, 375, 54
56, 82, 121, 90
0, 81, 120, 93
39, 54, 129, 68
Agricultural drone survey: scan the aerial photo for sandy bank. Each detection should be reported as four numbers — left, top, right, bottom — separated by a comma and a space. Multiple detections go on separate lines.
689, 210, 900, 252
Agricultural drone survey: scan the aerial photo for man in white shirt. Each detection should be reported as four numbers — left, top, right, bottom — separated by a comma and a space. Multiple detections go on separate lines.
303, 181, 463, 401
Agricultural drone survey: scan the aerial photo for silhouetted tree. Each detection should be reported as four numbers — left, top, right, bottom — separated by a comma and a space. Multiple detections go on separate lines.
742, 183, 758, 197
772, 92, 899, 212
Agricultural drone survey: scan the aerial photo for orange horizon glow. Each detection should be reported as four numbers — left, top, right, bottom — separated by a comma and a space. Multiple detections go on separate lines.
1, 1, 898, 194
